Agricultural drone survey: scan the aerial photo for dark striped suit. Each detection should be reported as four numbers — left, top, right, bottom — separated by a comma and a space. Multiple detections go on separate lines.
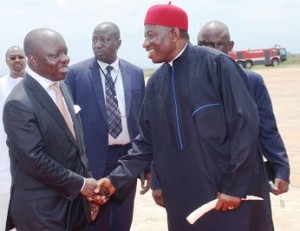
3, 75, 92, 231
244, 68, 290, 181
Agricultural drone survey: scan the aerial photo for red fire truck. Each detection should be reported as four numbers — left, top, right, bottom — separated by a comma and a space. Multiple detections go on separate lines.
228, 45, 287, 69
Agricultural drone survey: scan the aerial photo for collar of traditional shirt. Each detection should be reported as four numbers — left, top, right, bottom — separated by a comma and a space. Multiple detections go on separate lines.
97, 58, 120, 75
168, 42, 189, 67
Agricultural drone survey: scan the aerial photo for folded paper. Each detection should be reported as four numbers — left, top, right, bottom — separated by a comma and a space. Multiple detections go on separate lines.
186, 195, 263, 225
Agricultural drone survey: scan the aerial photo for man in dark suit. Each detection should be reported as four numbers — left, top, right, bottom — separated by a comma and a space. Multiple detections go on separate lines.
65, 22, 146, 231
196, 20, 290, 194
3, 28, 99, 231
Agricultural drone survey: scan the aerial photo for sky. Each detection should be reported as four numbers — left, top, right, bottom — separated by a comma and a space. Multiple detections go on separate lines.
1, 0, 299, 76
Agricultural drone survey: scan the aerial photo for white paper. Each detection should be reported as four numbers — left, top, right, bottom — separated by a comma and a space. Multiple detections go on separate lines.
186, 195, 263, 225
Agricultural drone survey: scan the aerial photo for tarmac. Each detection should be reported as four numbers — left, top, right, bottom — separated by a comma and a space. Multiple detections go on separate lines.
131, 66, 300, 231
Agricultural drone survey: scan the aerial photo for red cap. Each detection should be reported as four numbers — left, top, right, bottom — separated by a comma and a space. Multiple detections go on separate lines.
144, 3, 188, 31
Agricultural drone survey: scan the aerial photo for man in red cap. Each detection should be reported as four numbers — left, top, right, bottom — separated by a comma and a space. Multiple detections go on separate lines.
96, 3, 274, 231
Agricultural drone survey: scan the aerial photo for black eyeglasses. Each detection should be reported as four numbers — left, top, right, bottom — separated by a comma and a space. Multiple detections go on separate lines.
6, 56, 25, 61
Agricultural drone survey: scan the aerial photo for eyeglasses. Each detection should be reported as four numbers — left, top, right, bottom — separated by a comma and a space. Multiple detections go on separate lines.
197, 40, 222, 49
6, 56, 25, 61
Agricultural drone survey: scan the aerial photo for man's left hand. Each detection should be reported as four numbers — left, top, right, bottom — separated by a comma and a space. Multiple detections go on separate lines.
272, 178, 289, 195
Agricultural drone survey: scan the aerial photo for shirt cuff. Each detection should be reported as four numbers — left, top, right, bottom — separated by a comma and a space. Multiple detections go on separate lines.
80, 177, 86, 192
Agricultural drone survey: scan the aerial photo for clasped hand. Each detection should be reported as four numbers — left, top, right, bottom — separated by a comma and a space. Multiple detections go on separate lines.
80, 177, 116, 205
215, 192, 241, 211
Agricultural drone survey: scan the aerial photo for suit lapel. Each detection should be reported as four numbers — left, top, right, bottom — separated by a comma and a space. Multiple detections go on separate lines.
119, 60, 132, 116
60, 81, 89, 158
24, 74, 76, 144
88, 59, 133, 121
89, 59, 107, 121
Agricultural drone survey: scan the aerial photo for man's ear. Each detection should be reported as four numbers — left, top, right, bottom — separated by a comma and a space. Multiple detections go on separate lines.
228, 41, 234, 52
28, 56, 38, 66
170, 27, 180, 41
117, 39, 122, 49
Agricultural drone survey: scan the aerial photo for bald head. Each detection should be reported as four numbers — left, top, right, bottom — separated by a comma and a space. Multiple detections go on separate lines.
5, 46, 24, 58
197, 20, 234, 54
23, 28, 69, 81
93, 22, 121, 40
24, 28, 65, 57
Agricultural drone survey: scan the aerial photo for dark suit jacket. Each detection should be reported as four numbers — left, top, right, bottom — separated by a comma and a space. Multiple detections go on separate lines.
65, 58, 145, 179
3, 74, 92, 231
244, 69, 290, 181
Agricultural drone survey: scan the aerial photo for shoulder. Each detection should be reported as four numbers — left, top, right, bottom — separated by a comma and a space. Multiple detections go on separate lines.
186, 44, 234, 69
146, 63, 168, 86
5, 80, 26, 102
243, 69, 264, 83
68, 57, 95, 71
188, 43, 225, 58
243, 68, 262, 78
0, 75, 9, 85
119, 59, 143, 72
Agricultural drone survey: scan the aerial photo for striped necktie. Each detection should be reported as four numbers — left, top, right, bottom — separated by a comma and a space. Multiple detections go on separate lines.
105, 66, 122, 138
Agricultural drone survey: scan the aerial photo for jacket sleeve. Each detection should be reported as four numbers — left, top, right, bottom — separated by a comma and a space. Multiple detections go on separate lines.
253, 74, 290, 181
3, 98, 84, 201
213, 55, 260, 197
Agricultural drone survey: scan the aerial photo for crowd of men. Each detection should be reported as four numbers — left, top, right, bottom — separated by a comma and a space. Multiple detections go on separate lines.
0, 3, 289, 231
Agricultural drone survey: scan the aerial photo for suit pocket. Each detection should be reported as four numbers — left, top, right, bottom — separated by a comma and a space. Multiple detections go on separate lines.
25, 187, 66, 214
192, 101, 227, 141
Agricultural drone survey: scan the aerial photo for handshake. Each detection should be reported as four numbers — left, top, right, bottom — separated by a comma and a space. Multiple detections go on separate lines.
80, 177, 116, 206
80, 173, 150, 221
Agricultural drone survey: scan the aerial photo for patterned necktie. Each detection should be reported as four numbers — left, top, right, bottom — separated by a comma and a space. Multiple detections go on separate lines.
105, 66, 122, 138
51, 82, 76, 139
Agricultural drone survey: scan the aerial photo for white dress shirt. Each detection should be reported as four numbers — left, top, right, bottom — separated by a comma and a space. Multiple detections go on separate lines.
0, 74, 23, 194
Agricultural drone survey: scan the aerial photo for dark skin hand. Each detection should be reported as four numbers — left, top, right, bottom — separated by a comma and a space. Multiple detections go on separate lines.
153, 190, 241, 211
90, 178, 116, 205
152, 189, 165, 207
272, 178, 289, 195
80, 178, 99, 199
140, 171, 151, 195
215, 193, 241, 211
80, 178, 103, 221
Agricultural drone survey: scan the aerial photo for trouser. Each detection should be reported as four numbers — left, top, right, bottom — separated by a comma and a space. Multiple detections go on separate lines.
88, 144, 137, 231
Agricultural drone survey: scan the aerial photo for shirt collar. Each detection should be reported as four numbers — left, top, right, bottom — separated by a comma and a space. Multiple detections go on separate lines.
168, 42, 188, 66
27, 68, 56, 90
97, 58, 119, 73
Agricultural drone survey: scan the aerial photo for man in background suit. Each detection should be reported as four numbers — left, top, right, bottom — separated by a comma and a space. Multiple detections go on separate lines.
0, 45, 26, 231
3, 28, 98, 231
65, 22, 146, 231
197, 20, 290, 194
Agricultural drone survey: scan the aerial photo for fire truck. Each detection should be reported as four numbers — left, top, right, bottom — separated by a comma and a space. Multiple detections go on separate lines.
228, 45, 287, 69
